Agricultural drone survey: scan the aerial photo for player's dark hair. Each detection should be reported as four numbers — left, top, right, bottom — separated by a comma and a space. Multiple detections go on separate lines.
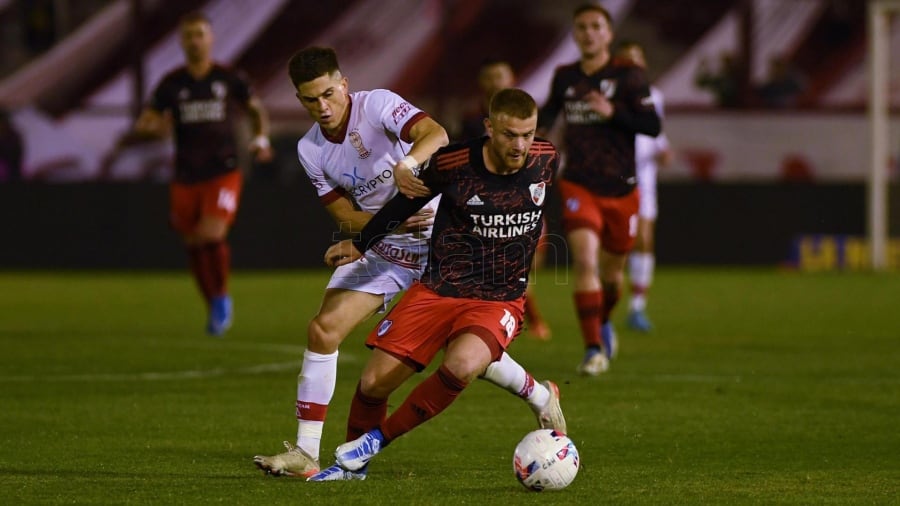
288, 46, 341, 88
479, 57, 512, 71
179, 10, 210, 27
489, 88, 536, 119
573, 3, 612, 24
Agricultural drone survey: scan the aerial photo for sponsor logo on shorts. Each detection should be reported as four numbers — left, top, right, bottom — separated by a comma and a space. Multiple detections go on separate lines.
377, 319, 393, 336
566, 197, 580, 212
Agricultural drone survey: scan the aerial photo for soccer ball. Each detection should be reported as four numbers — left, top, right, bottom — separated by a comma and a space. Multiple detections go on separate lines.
513, 429, 579, 491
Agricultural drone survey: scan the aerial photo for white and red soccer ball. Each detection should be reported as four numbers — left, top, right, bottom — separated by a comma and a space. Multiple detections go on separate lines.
513, 429, 580, 491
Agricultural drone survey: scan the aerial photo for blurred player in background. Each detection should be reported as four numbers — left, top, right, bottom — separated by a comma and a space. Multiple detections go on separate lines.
615, 41, 673, 333
458, 58, 552, 340
134, 11, 272, 336
309, 88, 559, 481
537, 4, 660, 375
253, 47, 564, 479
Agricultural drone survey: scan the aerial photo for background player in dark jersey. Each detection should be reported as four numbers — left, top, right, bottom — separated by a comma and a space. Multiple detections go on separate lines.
458, 58, 552, 340
308, 88, 559, 480
134, 11, 272, 336
537, 4, 660, 375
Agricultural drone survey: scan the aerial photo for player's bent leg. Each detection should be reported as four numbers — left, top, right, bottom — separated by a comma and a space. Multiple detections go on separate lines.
297, 289, 383, 456
254, 289, 384, 476
480, 353, 566, 433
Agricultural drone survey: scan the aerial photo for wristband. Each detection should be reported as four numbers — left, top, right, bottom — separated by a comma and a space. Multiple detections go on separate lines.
399, 155, 419, 175
251, 135, 271, 151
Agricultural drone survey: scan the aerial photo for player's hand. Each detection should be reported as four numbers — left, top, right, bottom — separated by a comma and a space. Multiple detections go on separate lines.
395, 208, 434, 235
325, 240, 362, 267
250, 135, 274, 163
394, 160, 431, 199
583, 89, 614, 118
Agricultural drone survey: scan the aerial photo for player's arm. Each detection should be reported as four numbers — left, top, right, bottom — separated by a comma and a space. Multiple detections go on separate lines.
609, 69, 661, 136
393, 116, 448, 198
608, 96, 660, 136
325, 193, 432, 267
323, 195, 374, 236
537, 71, 564, 136
323, 194, 435, 237
246, 95, 273, 162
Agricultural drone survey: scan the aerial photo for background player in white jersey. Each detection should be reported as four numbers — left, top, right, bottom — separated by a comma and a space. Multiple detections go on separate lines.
254, 47, 565, 479
616, 42, 673, 333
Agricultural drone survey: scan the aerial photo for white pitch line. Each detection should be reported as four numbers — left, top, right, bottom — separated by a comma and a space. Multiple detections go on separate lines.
0, 342, 358, 383
0, 360, 302, 383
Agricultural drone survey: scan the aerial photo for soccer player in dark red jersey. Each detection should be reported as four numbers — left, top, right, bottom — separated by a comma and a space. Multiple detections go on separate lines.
307, 88, 559, 480
537, 4, 660, 375
134, 11, 272, 336
458, 58, 552, 340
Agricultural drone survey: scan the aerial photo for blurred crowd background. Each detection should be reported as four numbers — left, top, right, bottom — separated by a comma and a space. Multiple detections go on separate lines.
0, 0, 895, 184
0, 0, 897, 270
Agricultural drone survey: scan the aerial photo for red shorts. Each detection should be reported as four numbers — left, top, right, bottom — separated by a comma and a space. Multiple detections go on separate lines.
366, 283, 525, 371
169, 171, 243, 236
557, 179, 639, 255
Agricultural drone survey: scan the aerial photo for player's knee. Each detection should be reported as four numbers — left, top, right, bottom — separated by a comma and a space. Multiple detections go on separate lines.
357, 370, 392, 399
306, 317, 342, 354
442, 354, 487, 384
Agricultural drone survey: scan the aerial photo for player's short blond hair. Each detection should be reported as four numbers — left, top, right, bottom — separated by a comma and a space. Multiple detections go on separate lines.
489, 88, 536, 120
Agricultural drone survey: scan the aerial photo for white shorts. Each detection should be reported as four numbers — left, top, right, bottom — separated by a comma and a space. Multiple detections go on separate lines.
326, 242, 428, 312
636, 165, 657, 220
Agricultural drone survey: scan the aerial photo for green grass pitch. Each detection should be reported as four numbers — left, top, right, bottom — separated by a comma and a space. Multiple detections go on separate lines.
1, 268, 898, 504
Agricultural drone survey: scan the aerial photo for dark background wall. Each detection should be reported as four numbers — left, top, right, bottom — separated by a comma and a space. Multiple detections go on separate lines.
0, 182, 890, 269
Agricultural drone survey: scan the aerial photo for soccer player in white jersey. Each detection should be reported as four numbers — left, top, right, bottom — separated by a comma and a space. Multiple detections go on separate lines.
616, 42, 673, 332
253, 46, 565, 479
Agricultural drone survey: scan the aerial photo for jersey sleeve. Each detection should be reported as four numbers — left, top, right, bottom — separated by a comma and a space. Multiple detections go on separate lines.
297, 137, 346, 205
610, 66, 661, 137
230, 69, 253, 104
364, 89, 428, 143
149, 74, 174, 113
537, 67, 565, 130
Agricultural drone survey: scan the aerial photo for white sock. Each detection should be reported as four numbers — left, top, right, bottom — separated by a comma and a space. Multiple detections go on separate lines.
629, 252, 655, 311
296, 349, 338, 459
482, 352, 549, 411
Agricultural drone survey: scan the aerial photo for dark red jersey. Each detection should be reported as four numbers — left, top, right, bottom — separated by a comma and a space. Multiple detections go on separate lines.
149, 64, 253, 183
355, 137, 559, 301
538, 61, 660, 197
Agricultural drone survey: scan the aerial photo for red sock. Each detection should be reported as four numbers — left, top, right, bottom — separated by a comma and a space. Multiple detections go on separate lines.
524, 294, 545, 325
204, 241, 230, 297
574, 291, 603, 347
187, 245, 215, 303
346, 382, 387, 442
601, 282, 620, 324
380, 365, 467, 443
